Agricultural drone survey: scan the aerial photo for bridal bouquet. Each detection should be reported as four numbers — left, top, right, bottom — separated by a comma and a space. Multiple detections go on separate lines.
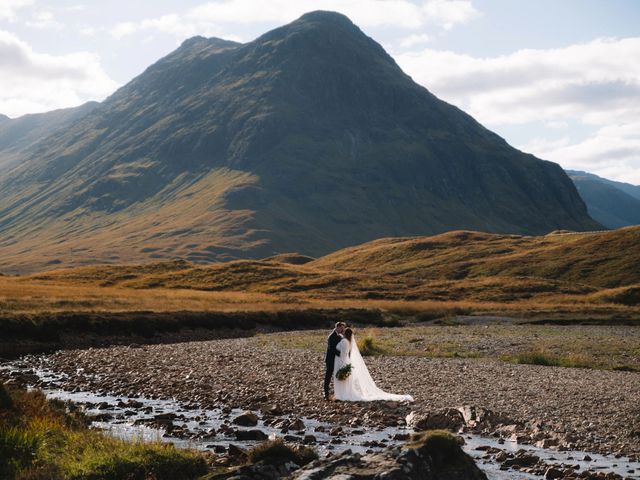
336, 363, 352, 381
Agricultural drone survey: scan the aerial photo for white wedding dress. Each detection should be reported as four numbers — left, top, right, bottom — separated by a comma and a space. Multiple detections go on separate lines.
333, 335, 413, 402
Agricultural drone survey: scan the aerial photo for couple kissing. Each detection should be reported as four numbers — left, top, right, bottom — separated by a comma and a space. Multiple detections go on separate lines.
323, 322, 413, 403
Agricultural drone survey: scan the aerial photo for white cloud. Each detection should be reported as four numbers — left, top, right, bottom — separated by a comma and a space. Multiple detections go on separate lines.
521, 123, 640, 184
399, 33, 431, 48
110, 0, 478, 39
0, 0, 33, 21
395, 37, 640, 183
421, 0, 479, 30
78, 25, 97, 36
25, 10, 62, 30
545, 120, 568, 129
65, 4, 85, 12
0, 30, 119, 118
396, 37, 640, 127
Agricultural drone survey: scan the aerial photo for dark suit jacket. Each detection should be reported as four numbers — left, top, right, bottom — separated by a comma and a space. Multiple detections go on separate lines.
325, 329, 342, 364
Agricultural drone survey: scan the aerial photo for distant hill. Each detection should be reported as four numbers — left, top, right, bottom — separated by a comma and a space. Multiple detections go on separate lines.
311, 227, 640, 289
30, 227, 640, 304
0, 11, 599, 274
0, 102, 98, 172
567, 170, 640, 201
567, 170, 640, 228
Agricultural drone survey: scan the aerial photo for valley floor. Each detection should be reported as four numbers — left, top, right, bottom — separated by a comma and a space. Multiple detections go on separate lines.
28, 325, 640, 459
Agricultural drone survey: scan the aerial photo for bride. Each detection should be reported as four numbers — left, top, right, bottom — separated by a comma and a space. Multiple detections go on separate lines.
333, 328, 413, 402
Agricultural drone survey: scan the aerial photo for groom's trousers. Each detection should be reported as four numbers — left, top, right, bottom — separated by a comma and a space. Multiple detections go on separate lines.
324, 360, 334, 399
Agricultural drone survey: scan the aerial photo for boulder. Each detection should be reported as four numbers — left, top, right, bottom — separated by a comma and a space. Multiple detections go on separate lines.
154, 412, 177, 420
228, 444, 248, 459
457, 405, 513, 430
291, 431, 487, 480
233, 411, 259, 427
235, 429, 268, 441
262, 404, 284, 416
503, 452, 540, 468
303, 435, 316, 445
406, 409, 465, 432
544, 467, 564, 479
289, 418, 305, 431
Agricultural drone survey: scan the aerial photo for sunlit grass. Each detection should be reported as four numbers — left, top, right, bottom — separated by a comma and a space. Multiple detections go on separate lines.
247, 438, 317, 466
0, 385, 208, 480
252, 324, 640, 371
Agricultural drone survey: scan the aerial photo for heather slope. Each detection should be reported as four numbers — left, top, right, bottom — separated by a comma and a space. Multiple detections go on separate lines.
23, 228, 640, 303
312, 227, 640, 288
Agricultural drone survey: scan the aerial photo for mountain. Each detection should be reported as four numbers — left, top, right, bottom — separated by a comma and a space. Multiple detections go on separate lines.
0, 11, 600, 274
0, 102, 99, 172
567, 170, 640, 201
567, 170, 640, 228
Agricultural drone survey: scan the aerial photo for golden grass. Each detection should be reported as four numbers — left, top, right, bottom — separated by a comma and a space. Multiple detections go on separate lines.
0, 277, 294, 314
0, 228, 638, 324
252, 324, 640, 371
2, 273, 638, 318
311, 227, 640, 288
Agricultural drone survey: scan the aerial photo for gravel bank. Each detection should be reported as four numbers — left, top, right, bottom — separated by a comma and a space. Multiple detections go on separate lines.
28, 332, 640, 458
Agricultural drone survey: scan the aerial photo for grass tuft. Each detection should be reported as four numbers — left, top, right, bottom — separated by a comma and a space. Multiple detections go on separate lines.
357, 335, 386, 356
504, 350, 594, 369
0, 426, 41, 476
65, 441, 207, 480
247, 438, 317, 467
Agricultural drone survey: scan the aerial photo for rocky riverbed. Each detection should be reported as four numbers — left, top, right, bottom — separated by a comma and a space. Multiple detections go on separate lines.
4, 331, 640, 468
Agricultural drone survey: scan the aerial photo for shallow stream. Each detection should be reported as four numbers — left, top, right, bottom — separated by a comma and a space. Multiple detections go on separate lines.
2, 361, 638, 479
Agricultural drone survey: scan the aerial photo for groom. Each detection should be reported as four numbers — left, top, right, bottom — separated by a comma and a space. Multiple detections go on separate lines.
324, 321, 346, 400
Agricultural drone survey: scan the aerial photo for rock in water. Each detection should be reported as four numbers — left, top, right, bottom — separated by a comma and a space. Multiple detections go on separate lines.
235, 429, 269, 441
233, 411, 259, 426
406, 409, 465, 432
292, 430, 487, 480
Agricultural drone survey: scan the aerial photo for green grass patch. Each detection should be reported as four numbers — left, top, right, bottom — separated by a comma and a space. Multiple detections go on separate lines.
63, 439, 207, 480
0, 383, 208, 480
503, 350, 594, 369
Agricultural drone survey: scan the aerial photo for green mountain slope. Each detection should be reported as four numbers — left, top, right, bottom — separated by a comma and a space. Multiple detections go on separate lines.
0, 11, 599, 274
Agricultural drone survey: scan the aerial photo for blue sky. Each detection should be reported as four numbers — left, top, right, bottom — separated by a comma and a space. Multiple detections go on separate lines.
1, 0, 639, 182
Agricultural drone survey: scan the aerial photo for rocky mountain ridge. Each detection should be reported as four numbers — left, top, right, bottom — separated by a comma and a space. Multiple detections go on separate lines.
0, 11, 600, 273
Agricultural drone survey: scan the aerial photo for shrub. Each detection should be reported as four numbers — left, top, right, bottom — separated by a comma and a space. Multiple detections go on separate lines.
513, 351, 559, 367
0, 426, 41, 477
357, 335, 386, 356
0, 382, 13, 410
248, 439, 317, 466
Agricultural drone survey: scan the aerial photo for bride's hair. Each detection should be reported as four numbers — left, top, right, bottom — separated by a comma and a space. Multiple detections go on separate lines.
344, 328, 353, 341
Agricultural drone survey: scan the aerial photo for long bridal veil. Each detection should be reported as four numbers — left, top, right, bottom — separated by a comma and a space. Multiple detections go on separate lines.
349, 335, 413, 402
